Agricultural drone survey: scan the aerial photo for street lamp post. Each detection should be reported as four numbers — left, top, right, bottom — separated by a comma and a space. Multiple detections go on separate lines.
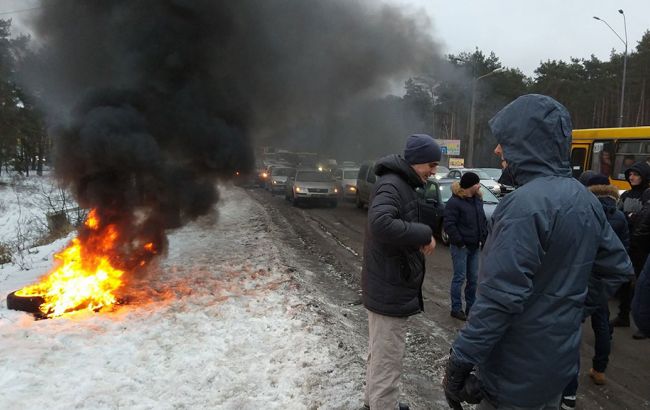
467, 68, 504, 167
593, 10, 628, 127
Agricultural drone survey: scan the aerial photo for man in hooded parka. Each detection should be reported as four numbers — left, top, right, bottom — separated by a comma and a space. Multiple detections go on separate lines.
441, 94, 633, 409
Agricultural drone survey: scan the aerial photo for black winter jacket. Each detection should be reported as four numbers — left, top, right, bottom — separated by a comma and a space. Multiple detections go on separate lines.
618, 161, 650, 229
361, 155, 432, 317
443, 182, 488, 248
631, 189, 650, 255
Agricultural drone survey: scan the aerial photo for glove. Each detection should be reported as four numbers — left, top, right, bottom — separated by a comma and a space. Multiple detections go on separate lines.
459, 373, 483, 404
442, 354, 474, 409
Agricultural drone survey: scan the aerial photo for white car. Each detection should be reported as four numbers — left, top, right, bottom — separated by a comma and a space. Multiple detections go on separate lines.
446, 168, 502, 196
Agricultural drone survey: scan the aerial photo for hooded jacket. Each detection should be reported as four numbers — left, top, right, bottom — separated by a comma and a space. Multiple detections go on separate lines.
619, 161, 650, 222
443, 182, 488, 248
361, 154, 433, 317
451, 94, 633, 407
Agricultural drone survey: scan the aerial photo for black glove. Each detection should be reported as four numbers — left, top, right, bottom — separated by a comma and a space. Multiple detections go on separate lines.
442, 355, 474, 409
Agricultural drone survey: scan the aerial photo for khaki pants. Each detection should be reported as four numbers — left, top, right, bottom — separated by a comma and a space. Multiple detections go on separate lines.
364, 309, 408, 410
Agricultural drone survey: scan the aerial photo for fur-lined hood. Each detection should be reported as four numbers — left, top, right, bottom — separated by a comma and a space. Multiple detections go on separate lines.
588, 184, 620, 201
451, 181, 483, 199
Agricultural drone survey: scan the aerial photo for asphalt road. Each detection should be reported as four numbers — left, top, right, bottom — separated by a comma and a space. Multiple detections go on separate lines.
246, 186, 650, 409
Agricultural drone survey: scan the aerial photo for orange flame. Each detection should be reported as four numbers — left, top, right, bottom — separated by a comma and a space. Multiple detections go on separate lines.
15, 209, 127, 318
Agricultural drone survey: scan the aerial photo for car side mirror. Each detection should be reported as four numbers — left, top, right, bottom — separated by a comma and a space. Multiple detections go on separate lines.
425, 197, 438, 204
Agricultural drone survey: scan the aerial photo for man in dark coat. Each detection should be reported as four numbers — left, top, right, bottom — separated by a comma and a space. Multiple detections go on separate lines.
362, 134, 440, 410
441, 94, 633, 410
632, 256, 650, 338
443, 172, 488, 320
611, 161, 650, 329
630, 189, 650, 339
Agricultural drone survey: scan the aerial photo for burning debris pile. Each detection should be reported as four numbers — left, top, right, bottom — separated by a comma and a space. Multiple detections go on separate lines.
11, 0, 437, 317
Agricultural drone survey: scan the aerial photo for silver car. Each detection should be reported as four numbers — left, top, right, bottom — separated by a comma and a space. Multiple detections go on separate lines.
267, 166, 295, 194
334, 167, 360, 200
446, 168, 502, 196
285, 169, 339, 207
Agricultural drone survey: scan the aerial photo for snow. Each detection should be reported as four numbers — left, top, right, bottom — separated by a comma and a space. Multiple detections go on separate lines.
0, 180, 363, 409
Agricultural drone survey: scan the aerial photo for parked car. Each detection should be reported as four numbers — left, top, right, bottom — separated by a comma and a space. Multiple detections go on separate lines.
355, 161, 376, 208
333, 167, 360, 200
285, 169, 339, 207
418, 178, 500, 246
478, 167, 516, 196
267, 166, 295, 194
446, 168, 502, 196
434, 165, 450, 180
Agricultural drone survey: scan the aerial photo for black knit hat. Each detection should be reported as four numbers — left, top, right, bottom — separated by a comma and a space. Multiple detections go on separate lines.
404, 134, 442, 165
586, 174, 610, 187
460, 172, 480, 189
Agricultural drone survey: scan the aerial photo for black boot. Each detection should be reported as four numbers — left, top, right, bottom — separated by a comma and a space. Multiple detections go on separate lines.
610, 315, 630, 327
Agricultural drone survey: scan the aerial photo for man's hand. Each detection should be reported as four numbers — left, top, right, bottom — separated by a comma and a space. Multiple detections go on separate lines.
420, 236, 436, 255
442, 354, 475, 409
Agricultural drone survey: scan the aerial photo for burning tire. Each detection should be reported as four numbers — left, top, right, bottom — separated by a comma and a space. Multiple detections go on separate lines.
6, 291, 45, 315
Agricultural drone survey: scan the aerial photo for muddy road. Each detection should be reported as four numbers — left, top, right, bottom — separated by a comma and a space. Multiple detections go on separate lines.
246, 186, 650, 409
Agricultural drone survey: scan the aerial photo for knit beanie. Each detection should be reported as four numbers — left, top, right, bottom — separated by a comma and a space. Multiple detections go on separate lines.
460, 172, 480, 189
403, 134, 442, 165
586, 174, 610, 187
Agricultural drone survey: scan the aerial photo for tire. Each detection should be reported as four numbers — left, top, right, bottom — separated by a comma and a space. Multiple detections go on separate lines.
440, 226, 450, 246
7, 290, 45, 315
330, 200, 338, 208
291, 193, 300, 207
355, 192, 364, 209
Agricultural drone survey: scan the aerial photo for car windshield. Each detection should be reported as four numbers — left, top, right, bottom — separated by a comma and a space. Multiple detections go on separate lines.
272, 168, 294, 176
296, 171, 334, 182
479, 168, 502, 179
343, 170, 359, 179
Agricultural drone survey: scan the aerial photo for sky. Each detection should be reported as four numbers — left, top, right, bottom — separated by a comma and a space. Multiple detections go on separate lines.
389, 0, 650, 76
2, 0, 649, 78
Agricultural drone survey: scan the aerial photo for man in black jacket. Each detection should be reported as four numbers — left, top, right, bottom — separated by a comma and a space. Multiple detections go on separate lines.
362, 134, 440, 410
443, 172, 487, 320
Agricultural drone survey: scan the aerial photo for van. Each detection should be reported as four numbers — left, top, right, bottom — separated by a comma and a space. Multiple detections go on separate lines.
355, 161, 376, 208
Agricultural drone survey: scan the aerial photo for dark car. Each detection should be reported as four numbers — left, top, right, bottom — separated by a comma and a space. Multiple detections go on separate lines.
355, 160, 376, 209
418, 178, 500, 245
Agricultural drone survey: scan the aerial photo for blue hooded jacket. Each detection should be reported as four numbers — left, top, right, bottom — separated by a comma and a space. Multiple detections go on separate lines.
451, 94, 633, 407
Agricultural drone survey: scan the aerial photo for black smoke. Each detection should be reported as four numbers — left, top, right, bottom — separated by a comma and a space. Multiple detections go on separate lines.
23, 0, 439, 269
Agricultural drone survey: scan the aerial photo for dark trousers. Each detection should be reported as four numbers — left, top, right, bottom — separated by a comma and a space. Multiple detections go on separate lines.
615, 248, 647, 318
563, 303, 611, 397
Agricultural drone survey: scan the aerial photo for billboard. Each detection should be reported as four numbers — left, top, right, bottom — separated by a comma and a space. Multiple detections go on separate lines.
436, 139, 461, 156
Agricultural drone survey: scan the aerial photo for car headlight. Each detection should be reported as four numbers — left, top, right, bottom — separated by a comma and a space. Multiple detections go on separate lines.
334, 188, 338, 193
295, 187, 301, 192
348, 186, 357, 192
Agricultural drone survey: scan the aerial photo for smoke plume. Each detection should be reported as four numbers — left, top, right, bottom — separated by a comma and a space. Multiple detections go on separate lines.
24, 0, 439, 270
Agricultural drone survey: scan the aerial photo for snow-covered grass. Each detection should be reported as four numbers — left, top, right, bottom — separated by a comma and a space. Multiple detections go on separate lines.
0, 183, 363, 409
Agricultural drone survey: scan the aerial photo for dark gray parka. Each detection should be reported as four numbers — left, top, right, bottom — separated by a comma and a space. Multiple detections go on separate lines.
361, 154, 432, 317
451, 95, 633, 407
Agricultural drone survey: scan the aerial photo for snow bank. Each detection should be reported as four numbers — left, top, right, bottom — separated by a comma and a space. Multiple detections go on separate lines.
0, 184, 362, 409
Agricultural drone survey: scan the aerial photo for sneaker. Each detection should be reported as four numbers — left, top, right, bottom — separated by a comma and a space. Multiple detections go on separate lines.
561, 395, 576, 409
632, 330, 648, 340
589, 368, 606, 385
450, 310, 467, 321
609, 315, 630, 327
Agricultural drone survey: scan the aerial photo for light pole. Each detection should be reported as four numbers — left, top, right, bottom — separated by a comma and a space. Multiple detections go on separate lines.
467, 67, 504, 167
593, 10, 628, 127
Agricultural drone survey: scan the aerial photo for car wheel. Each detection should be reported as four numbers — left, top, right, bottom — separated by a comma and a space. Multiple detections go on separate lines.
330, 200, 338, 208
291, 193, 300, 207
355, 192, 363, 209
440, 226, 450, 246
6, 290, 45, 315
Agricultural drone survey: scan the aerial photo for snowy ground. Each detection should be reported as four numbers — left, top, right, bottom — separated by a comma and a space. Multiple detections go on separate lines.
0, 181, 364, 409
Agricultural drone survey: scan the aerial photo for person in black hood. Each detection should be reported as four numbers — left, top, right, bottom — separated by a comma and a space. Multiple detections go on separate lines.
610, 160, 650, 330
441, 95, 632, 410
361, 134, 440, 410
